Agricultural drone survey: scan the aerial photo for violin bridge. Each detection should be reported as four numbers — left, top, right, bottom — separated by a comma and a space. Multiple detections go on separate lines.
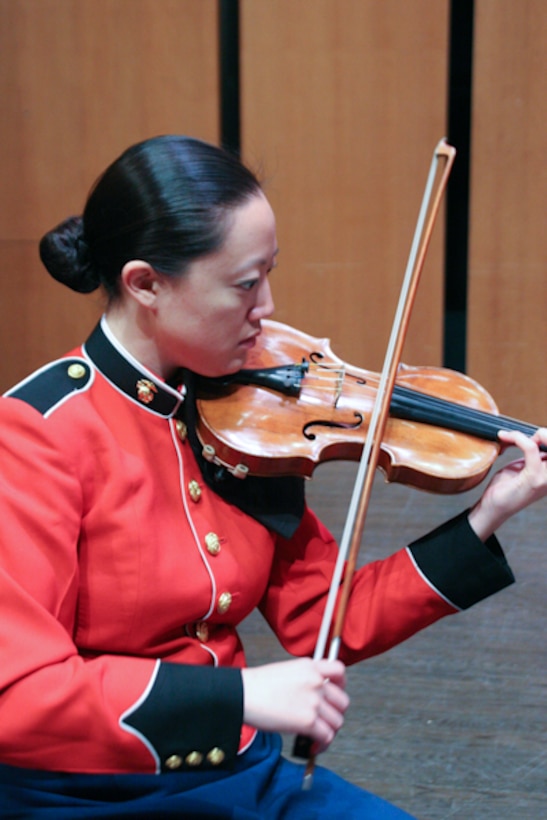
334, 365, 345, 408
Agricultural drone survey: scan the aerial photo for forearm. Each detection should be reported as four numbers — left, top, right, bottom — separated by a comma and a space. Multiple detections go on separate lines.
0, 652, 243, 774
467, 496, 506, 541
263, 507, 514, 667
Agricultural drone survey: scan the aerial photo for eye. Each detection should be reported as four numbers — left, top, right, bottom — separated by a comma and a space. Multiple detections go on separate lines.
239, 278, 259, 292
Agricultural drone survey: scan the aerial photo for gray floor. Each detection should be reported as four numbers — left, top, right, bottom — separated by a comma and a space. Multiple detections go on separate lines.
239, 458, 547, 819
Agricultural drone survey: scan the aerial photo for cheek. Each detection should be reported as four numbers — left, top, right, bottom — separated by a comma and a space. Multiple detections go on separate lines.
206, 303, 247, 335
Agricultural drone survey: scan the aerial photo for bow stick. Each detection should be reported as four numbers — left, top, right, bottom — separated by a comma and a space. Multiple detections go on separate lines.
294, 138, 457, 789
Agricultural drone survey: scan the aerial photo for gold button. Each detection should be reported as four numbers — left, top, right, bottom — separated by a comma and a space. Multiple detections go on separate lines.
195, 621, 209, 642
217, 592, 232, 614
67, 363, 86, 380
204, 532, 220, 555
136, 378, 157, 405
188, 479, 201, 502
165, 754, 183, 770
185, 750, 204, 767
175, 419, 187, 441
207, 747, 225, 766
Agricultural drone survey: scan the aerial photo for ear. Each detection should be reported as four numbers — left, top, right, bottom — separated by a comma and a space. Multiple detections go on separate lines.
120, 260, 162, 308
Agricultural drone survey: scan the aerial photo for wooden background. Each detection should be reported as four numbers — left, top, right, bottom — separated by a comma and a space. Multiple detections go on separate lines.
240, 0, 449, 372
1, 0, 545, 426
0, 0, 219, 389
467, 0, 547, 426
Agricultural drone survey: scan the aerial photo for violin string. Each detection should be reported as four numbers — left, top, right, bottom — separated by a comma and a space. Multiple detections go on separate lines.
300, 364, 537, 436
301, 364, 379, 395
302, 365, 483, 419
304, 362, 485, 411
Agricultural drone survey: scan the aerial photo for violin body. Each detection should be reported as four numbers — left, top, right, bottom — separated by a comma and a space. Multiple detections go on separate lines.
196, 320, 509, 494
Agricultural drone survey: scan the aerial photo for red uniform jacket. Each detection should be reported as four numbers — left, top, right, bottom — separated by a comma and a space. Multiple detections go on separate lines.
0, 318, 514, 774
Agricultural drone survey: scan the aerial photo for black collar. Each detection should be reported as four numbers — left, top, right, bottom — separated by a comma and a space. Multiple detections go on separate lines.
83, 318, 184, 418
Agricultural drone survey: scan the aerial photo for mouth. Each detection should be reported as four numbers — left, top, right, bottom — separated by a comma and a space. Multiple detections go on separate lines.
239, 335, 258, 350
240, 327, 261, 348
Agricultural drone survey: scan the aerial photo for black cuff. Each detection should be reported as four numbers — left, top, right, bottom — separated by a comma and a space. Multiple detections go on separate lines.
122, 663, 244, 773
408, 510, 515, 610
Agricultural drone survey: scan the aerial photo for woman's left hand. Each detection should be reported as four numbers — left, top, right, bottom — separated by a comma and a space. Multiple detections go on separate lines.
468, 427, 547, 541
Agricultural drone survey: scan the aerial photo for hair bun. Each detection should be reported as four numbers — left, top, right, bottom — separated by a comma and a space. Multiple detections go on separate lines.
39, 215, 100, 293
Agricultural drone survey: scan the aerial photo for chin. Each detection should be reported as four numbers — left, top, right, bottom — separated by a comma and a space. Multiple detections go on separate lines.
220, 359, 246, 377
198, 357, 246, 379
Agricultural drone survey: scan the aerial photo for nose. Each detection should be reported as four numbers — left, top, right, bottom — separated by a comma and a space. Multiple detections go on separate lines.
249, 276, 275, 322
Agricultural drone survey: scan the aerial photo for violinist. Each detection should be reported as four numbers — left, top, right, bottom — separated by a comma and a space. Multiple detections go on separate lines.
0, 135, 546, 819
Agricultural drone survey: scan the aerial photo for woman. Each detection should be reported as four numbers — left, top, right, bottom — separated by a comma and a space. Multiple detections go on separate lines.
0, 135, 545, 818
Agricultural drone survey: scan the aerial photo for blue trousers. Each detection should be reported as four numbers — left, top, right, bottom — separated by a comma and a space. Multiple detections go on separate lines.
0, 732, 416, 819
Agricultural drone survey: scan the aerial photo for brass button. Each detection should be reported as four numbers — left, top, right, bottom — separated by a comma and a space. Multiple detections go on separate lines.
67, 363, 86, 380
175, 419, 187, 441
217, 592, 232, 614
185, 750, 204, 767
195, 621, 209, 642
136, 378, 157, 405
204, 532, 220, 555
165, 754, 183, 770
207, 747, 225, 766
188, 479, 201, 502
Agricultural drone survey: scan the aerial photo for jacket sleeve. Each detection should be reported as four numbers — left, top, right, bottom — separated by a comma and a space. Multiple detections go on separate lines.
0, 397, 242, 774
260, 504, 514, 665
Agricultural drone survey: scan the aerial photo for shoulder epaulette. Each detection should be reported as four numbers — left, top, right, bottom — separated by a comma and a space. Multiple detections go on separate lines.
4, 357, 93, 416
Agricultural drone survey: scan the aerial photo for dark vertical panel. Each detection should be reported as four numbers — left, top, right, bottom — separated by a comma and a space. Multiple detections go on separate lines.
444, 0, 474, 371
219, 0, 241, 154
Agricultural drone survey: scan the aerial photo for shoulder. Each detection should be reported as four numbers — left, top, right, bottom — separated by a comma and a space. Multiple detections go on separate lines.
3, 356, 94, 417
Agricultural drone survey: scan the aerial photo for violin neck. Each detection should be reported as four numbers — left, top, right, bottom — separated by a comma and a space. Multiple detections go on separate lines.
390, 385, 539, 443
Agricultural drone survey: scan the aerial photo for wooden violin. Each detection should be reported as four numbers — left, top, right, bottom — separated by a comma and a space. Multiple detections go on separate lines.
195, 319, 541, 495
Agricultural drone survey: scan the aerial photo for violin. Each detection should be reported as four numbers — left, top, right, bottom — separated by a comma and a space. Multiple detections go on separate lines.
195, 319, 540, 494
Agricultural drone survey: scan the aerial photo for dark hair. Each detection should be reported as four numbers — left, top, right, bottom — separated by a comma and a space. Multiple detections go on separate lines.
39, 136, 262, 298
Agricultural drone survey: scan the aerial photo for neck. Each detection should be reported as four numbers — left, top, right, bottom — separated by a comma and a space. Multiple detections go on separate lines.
105, 305, 167, 380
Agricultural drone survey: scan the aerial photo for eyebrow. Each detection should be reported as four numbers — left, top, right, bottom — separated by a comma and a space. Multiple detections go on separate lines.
256, 248, 279, 265
235, 248, 279, 276
267, 248, 280, 267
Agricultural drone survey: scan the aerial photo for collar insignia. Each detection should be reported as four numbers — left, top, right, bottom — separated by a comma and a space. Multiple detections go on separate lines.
136, 378, 158, 405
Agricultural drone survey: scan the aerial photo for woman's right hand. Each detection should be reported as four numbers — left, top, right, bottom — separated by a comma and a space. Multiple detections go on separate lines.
241, 657, 349, 754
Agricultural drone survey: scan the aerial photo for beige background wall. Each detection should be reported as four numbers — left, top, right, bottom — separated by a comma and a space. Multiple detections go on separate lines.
467, 0, 547, 425
0, 0, 219, 390
241, 0, 450, 373
1, 0, 545, 426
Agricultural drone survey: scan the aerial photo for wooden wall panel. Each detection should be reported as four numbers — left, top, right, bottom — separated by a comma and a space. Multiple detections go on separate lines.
240, 0, 450, 373
468, 0, 547, 423
0, 0, 219, 391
